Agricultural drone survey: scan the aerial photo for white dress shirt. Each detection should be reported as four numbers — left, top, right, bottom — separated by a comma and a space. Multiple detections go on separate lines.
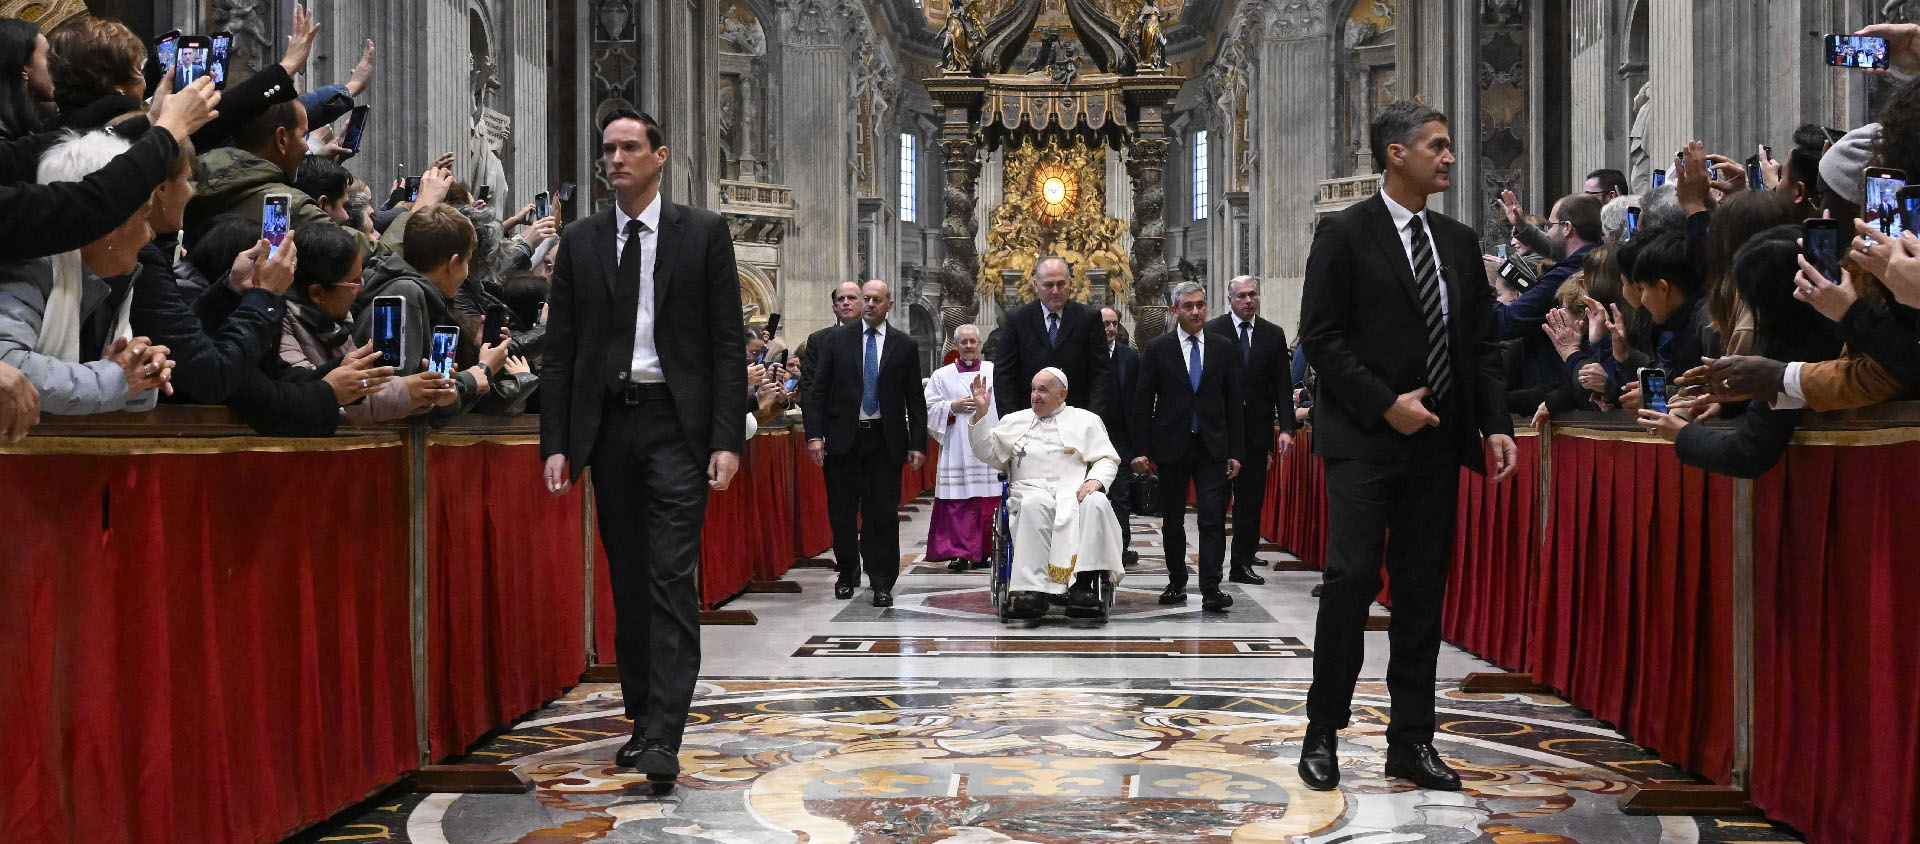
858, 319, 888, 420
1381, 191, 1450, 325
618, 193, 665, 383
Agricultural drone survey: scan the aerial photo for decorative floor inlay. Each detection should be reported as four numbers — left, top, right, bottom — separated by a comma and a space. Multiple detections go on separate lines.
825, 583, 1276, 624
790, 635, 1314, 658
322, 679, 1805, 843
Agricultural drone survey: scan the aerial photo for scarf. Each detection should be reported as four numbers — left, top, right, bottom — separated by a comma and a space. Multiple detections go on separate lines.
289, 298, 355, 358
34, 252, 131, 363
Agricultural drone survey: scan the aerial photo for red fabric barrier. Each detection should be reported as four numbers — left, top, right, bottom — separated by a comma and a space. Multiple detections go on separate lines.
1537, 435, 1734, 784
0, 448, 416, 844
1441, 435, 1540, 671
1748, 442, 1920, 843
750, 432, 798, 580
1264, 428, 1327, 567
424, 441, 587, 760
793, 428, 832, 558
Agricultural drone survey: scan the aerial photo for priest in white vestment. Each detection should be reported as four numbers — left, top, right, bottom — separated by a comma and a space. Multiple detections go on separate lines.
924, 325, 1001, 571
966, 366, 1125, 619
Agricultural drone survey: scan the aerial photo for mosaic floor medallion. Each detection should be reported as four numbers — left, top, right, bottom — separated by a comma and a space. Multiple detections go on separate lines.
824, 583, 1275, 624
331, 680, 1804, 844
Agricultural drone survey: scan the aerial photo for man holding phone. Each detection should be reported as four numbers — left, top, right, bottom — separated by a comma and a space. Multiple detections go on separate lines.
1297, 101, 1518, 793
539, 108, 746, 791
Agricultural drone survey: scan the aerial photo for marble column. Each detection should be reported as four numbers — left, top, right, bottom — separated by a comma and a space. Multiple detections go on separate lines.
1248, 2, 1333, 336
509, 0, 552, 211
777, 34, 856, 335
1567, 0, 1628, 181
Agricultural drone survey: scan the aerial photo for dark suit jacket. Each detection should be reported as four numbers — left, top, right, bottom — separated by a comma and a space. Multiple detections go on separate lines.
796, 322, 846, 424
1101, 341, 1141, 460
994, 300, 1111, 417
803, 321, 928, 462
1298, 193, 1512, 473
1207, 313, 1297, 460
1131, 328, 1245, 466
539, 200, 748, 479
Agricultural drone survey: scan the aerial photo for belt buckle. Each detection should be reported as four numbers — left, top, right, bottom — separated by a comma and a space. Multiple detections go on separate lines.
622, 384, 642, 406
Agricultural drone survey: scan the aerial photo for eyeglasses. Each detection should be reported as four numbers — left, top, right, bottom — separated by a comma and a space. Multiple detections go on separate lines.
1547, 220, 1571, 230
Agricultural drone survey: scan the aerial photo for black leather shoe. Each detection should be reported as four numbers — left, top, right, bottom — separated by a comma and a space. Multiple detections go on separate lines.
834, 580, 855, 600
613, 734, 646, 768
871, 589, 893, 607
1384, 742, 1462, 791
947, 559, 970, 573
1008, 591, 1048, 619
1298, 725, 1340, 791
1201, 589, 1234, 612
1158, 585, 1187, 605
637, 741, 679, 788
1228, 564, 1265, 585
1122, 550, 1140, 568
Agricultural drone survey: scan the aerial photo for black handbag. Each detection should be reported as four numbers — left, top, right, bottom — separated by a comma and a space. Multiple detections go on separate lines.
1129, 471, 1159, 514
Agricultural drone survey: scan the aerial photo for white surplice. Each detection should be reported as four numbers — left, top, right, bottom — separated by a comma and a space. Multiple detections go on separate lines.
925, 361, 1001, 501
967, 404, 1124, 594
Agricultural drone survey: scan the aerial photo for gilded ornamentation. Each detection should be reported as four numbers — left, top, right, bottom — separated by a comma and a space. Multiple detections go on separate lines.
0, 0, 87, 28
981, 135, 1132, 306
1121, 0, 1170, 70
939, 0, 986, 73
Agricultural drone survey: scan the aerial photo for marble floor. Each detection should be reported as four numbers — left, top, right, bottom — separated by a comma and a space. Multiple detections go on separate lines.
305, 501, 1806, 844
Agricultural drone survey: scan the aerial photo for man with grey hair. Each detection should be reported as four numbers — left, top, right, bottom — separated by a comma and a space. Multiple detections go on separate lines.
993, 256, 1110, 418
923, 323, 1001, 571
1297, 100, 1517, 794
1131, 280, 1243, 612
1601, 194, 1640, 242
1206, 275, 1296, 584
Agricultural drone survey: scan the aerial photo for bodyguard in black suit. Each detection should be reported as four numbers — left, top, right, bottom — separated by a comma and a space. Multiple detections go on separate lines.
796, 280, 863, 408
1206, 277, 1297, 585
1296, 102, 1518, 794
1098, 306, 1142, 566
804, 280, 928, 607
994, 256, 1111, 418
540, 109, 747, 789
1130, 282, 1243, 613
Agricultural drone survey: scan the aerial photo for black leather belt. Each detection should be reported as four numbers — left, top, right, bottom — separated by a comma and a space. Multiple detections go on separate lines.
857, 419, 880, 429
612, 382, 672, 405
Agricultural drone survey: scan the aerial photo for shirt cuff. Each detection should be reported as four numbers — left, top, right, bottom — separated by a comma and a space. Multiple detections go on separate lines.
1775, 361, 1806, 410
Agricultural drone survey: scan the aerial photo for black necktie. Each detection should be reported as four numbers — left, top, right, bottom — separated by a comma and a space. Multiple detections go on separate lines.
1239, 321, 1252, 363
1406, 215, 1453, 401
618, 218, 648, 293
1047, 312, 1060, 347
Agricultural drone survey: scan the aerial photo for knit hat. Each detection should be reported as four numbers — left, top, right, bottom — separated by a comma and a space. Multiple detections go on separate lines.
1819, 122, 1879, 206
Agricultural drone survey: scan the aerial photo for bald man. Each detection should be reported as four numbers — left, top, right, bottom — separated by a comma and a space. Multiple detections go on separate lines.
966, 367, 1125, 620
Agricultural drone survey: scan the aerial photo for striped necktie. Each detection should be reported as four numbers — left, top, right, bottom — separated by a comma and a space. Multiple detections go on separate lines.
1406, 215, 1453, 401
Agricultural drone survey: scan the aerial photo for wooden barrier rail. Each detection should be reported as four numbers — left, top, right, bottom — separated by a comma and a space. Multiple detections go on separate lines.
1265, 405, 1920, 844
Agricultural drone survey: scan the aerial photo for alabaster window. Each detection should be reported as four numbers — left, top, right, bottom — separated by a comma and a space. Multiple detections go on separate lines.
1193, 130, 1209, 221
900, 133, 918, 223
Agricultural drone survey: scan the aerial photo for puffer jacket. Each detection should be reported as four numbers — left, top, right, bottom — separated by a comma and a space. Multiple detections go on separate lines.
0, 256, 156, 415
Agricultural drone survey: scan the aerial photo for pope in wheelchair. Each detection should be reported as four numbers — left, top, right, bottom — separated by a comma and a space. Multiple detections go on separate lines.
964, 367, 1125, 620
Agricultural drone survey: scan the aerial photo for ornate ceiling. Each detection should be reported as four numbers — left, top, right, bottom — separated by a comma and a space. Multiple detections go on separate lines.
924, 0, 1186, 29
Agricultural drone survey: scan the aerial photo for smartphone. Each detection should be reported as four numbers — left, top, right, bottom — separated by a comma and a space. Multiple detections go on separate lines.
428, 326, 460, 376
534, 191, 551, 220
1747, 155, 1764, 190
477, 185, 493, 204
1652, 169, 1667, 189
172, 36, 210, 91
1495, 244, 1507, 259
1826, 34, 1889, 69
1638, 367, 1669, 414
341, 105, 371, 153
481, 304, 510, 351
557, 182, 577, 204
765, 312, 782, 340
776, 348, 790, 367
1865, 167, 1908, 236
154, 30, 180, 75
1625, 205, 1641, 239
262, 193, 291, 259
405, 176, 422, 203
1803, 217, 1842, 284
210, 31, 232, 89
371, 295, 406, 368
1901, 186, 1920, 238
1709, 165, 1722, 182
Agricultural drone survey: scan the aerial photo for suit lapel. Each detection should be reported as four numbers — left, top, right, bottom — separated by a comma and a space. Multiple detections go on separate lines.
1366, 195, 1426, 314
652, 201, 683, 313
596, 213, 621, 302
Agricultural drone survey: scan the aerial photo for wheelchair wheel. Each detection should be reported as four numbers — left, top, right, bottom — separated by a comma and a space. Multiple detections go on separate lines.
990, 480, 1012, 622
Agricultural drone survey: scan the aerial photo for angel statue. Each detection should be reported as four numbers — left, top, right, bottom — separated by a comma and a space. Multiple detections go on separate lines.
940, 0, 986, 74
1126, 0, 1169, 70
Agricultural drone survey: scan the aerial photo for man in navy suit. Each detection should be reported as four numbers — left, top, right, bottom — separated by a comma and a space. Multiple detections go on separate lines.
1206, 276, 1296, 585
804, 280, 928, 608
1130, 281, 1243, 613
994, 257, 1111, 417
1296, 100, 1518, 793
1099, 305, 1141, 567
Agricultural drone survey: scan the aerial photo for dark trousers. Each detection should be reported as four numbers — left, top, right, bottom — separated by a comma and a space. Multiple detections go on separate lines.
589, 395, 708, 750
1110, 458, 1133, 550
1157, 435, 1230, 591
1305, 453, 1460, 746
1230, 435, 1274, 565
823, 425, 903, 591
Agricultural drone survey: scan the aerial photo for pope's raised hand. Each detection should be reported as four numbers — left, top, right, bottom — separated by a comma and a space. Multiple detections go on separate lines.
968, 374, 991, 418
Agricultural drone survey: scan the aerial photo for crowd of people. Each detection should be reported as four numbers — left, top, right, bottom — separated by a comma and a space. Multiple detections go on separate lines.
0, 5, 565, 442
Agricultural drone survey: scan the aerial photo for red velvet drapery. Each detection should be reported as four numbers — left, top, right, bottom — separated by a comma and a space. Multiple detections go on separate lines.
0, 446, 415, 844
424, 440, 587, 760
1441, 435, 1540, 671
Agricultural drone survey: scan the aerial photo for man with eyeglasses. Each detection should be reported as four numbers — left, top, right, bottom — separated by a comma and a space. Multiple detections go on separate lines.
1491, 194, 1604, 400
1498, 169, 1626, 259
1582, 168, 1629, 203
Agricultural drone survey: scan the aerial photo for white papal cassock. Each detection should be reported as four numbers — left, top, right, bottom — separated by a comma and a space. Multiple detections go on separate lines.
967, 404, 1125, 595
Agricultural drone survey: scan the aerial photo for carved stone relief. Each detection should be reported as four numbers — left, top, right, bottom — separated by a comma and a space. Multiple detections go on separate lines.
1267, 0, 1329, 41
211, 0, 273, 79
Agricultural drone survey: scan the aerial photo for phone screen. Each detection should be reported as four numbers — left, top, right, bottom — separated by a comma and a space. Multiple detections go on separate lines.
406, 176, 422, 202
1642, 370, 1669, 413
1827, 34, 1889, 69
372, 297, 405, 367
1651, 169, 1666, 189
262, 195, 290, 259
173, 43, 205, 91
1747, 156, 1764, 190
155, 34, 178, 74
1905, 194, 1920, 238
210, 33, 232, 88
1804, 221, 1842, 283
1626, 206, 1641, 239
1495, 244, 1507, 259
429, 327, 460, 376
535, 192, 551, 220
342, 106, 370, 152
478, 185, 493, 204
1866, 170, 1908, 236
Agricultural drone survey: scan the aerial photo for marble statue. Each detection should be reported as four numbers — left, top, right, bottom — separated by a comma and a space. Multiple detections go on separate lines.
1627, 81, 1652, 192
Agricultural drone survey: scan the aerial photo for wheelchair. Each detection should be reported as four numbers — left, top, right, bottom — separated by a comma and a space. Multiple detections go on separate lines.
988, 474, 1117, 623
